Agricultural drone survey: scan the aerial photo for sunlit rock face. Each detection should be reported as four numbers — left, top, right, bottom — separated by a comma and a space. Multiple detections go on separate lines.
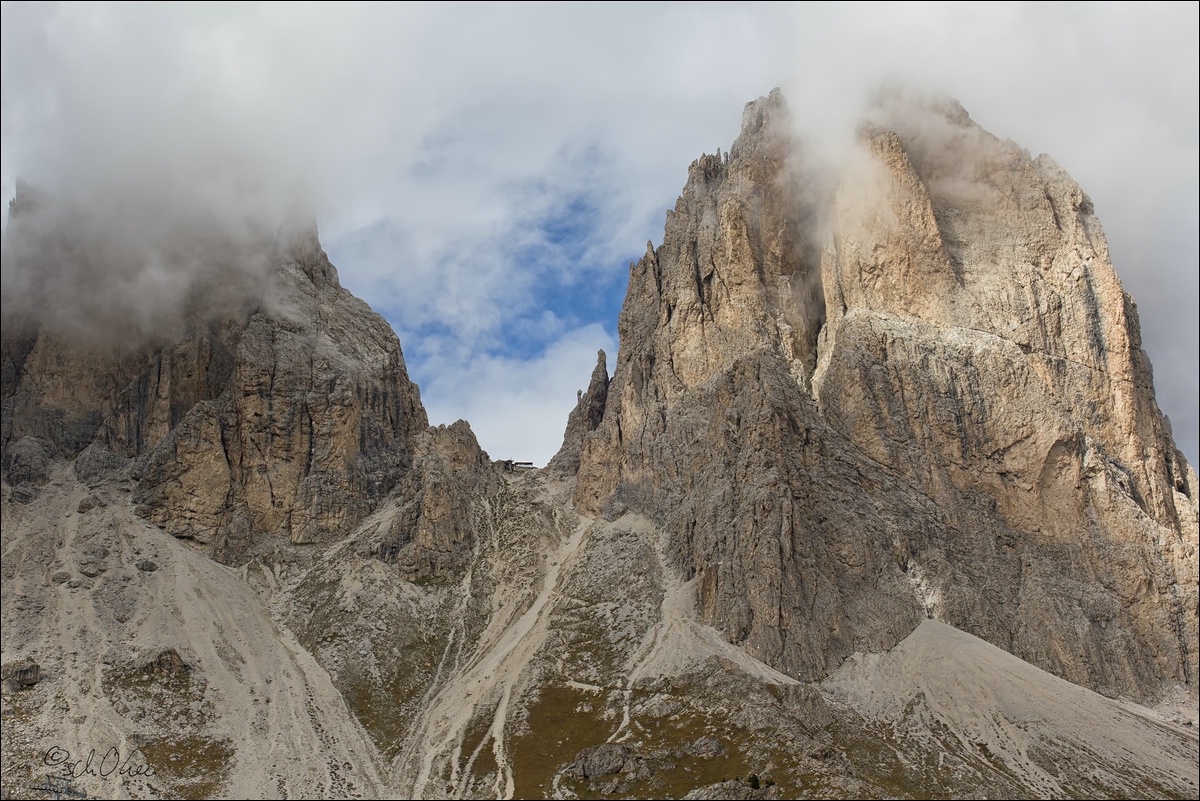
570, 88, 1198, 701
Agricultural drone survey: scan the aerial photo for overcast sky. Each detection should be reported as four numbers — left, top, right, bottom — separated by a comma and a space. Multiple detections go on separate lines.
2, 2, 1196, 467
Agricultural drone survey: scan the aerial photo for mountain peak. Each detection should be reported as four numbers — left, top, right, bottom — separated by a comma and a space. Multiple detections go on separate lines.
1, 89, 1195, 800
572, 89, 1198, 701
740, 86, 790, 134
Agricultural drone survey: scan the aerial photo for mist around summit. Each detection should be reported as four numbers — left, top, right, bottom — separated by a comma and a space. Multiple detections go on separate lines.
2, 2, 1196, 467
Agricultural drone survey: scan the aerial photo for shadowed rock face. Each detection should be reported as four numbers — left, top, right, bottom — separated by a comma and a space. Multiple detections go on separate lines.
1, 202, 438, 565
568, 88, 1198, 701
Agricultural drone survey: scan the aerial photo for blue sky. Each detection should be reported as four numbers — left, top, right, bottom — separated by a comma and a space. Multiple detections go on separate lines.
3, 2, 1197, 466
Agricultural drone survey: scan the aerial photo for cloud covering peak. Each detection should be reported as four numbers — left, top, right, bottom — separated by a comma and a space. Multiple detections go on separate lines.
3, 2, 1196, 465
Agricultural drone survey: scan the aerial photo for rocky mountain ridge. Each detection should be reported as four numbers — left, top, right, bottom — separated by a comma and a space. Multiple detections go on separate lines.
1, 89, 1196, 800
570, 88, 1197, 700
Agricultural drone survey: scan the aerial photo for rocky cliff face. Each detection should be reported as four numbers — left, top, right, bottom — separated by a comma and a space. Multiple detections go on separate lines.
2, 201, 435, 565
570, 88, 1198, 702
1, 89, 1196, 801
1, 192, 502, 799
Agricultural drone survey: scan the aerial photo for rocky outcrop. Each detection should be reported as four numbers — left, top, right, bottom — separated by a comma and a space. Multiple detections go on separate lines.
144, 648, 190, 676
382, 420, 501, 580
566, 743, 628, 780
547, 349, 610, 475
567, 89, 1198, 702
2, 198, 433, 564
817, 94, 1193, 535
127, 232, 430, 562
684, 779, 781, 801
0, 660, 41, 690
814, 93, 1199, 694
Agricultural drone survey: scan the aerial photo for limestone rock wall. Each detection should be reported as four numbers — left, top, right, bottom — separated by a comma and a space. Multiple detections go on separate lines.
2, 215, 437, 565
570, 90, 1198, 701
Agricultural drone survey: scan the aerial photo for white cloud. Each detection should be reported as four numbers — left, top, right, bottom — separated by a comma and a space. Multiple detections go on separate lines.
418, 323, 617, 466
2, 1, 1196, 464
